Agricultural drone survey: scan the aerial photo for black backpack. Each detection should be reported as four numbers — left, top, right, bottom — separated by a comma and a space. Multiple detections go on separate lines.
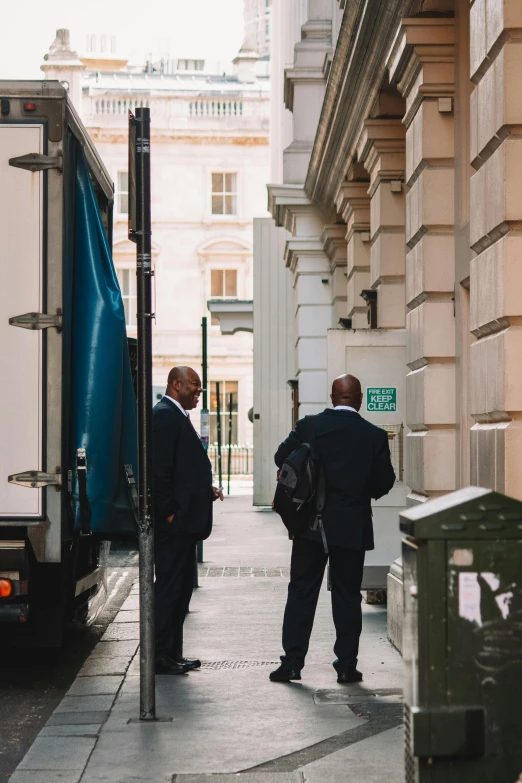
273, 417, 328, 551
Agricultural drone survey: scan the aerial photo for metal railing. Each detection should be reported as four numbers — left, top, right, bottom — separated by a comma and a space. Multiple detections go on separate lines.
208, 445, 253, 475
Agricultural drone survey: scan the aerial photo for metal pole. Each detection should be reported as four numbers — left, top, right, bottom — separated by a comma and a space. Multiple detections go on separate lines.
129, 108, 155, 721
200, 316, 209, 450
197, 316, 209, 568
227, 392, 233, 495
216, 381, 223, 490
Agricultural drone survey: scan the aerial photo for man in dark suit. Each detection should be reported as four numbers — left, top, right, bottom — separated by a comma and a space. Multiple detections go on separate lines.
270, 373, 395, 684
152, 366, 223, 675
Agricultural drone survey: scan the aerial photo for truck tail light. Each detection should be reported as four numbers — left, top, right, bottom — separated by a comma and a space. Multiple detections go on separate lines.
0, 578, 13, 598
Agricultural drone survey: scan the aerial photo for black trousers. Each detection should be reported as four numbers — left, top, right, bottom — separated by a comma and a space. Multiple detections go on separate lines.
281, 537, 365, 671
154, 528, 198, 658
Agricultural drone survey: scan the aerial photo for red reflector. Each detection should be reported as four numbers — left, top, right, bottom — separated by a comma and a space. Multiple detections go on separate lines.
0, 578, 13, 598
24, 102, 37, 111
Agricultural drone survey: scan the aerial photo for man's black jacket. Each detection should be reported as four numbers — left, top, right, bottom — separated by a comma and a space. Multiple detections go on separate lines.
274, 409, 396, 550
152, 397, 213, 540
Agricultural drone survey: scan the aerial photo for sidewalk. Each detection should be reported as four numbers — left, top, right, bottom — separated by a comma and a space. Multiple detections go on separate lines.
10, 496, 404, 783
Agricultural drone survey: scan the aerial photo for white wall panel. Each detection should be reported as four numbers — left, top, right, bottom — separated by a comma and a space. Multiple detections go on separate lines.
253, 218, 294, 504
0, 126, 43, 517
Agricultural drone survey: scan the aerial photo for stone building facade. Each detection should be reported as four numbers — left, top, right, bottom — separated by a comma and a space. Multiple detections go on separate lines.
255, 0, 522, 606
42, 30, 270, 449
244, 0, 273, 58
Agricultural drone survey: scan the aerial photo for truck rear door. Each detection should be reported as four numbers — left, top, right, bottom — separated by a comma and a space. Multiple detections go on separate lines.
0, 125, 44, 520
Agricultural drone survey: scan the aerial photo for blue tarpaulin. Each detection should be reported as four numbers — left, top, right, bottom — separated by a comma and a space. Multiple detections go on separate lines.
71, 150, 138, 536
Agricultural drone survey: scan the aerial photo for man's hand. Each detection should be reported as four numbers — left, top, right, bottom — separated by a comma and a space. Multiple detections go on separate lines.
167, 514, 175, 523
212, 486, 224, 502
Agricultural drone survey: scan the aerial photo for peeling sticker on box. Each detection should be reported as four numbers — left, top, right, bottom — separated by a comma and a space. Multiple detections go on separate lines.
459, 572, 482, 626
458, 572, 513, 627
451, 548, 474, 566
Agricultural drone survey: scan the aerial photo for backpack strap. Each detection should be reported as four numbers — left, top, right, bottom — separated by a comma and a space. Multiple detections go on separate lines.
300, 415, 314, 447
306, 416, 328, 554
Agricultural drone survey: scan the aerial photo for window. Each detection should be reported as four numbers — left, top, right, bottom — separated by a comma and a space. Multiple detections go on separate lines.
211, 172, 237, 216
117, 268, 137, 326
116, 171, 128, 215
210, 381, 238, 445
210, 269, 238, 299
177, 59, 204, 71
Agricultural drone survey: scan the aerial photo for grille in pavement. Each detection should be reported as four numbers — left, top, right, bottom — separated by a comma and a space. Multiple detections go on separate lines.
198, 566, 289, 577
200, 660, 279, 669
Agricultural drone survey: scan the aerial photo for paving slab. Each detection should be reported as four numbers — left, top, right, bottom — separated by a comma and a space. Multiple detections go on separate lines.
9, 772, 84, 783
313, 687, 403, 705
78, 655, 133, 677
16, 736, 96, 770
101, 621, 140, 641
46, 711, 109, 727
202, 497, 290, 567
174, 775, 304, 783
54, 694, 116, 713
113, 609, 140, 623
88, 639, 139, 658
300, 723, 404, 782
81, 774, 171, 783
119, 594, 140, 611
38, 725, 102, 737
67, 675, 123, 696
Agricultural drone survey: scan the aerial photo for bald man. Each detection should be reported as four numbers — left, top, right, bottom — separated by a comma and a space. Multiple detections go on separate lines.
152, 366, 223, 675
270, 374, 395, 684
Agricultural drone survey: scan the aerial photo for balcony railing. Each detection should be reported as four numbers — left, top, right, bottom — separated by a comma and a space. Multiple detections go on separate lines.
89, 97, 150, 116
189, 99, 243, 117
82, 94, 268, 131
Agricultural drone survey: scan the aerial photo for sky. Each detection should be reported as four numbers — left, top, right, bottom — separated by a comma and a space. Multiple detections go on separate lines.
0, 0, 245, 79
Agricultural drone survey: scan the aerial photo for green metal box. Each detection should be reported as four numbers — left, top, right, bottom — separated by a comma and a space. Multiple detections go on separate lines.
401, 487, 522, 782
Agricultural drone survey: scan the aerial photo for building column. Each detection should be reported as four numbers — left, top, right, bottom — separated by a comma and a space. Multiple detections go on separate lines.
358, 119, 406, 329
335, 182, 372, 329
397, 17, 456, 502
284, 203, 331, 415
321, 225, 347, 328
469, 1, 522, 499
283, 1, 332, 184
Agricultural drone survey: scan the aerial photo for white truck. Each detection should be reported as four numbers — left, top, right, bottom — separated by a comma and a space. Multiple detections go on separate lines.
0, 81, 137, 647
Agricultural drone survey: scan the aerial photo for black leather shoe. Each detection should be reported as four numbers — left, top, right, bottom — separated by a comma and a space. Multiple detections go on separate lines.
155, 654, 190, 675
337, 669, 363, 684
171, 654, 201, 671
269, 665, 301, 682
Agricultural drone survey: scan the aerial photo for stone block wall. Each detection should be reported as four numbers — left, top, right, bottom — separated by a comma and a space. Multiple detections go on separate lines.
399, 17, 457, 503
469, 0, 522, 498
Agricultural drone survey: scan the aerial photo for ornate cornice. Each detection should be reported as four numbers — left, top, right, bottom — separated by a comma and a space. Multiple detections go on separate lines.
284, 237, 326, 273
267, 184, 310, 231
392, 17, 455, 128
356, 118, 406, 196
305, 0, 421, 211
321, 225, 347, 270
334, 182, 370, 233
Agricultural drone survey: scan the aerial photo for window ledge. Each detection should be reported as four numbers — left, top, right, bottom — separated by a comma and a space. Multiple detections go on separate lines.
207, 299, 253, 335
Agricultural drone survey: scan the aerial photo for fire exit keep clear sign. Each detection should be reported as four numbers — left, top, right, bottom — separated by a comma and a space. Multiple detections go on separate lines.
366, 387, 397, 412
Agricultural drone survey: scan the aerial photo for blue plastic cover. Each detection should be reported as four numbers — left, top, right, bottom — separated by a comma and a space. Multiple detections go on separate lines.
71, 150, 138, 536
